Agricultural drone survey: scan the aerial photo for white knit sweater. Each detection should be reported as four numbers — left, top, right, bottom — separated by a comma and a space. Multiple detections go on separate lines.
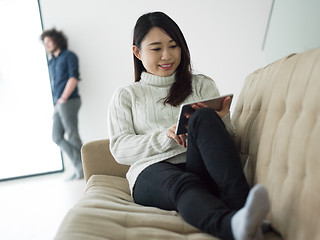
107, 72, 235, 193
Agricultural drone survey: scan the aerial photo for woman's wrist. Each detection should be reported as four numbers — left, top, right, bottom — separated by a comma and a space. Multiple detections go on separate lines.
222, 112, 230, 120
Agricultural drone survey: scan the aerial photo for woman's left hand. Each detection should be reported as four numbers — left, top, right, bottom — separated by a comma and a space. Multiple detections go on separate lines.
216, 96, 231, 119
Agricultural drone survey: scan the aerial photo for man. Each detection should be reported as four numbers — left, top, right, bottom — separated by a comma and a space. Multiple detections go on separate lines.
41, 28, 83, 180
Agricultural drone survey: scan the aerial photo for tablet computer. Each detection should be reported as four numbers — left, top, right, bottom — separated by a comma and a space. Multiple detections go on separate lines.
175, 94, 233, 135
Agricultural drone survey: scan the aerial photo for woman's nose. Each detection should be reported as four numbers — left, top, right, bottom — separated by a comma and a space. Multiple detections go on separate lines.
161, 49, 172, 61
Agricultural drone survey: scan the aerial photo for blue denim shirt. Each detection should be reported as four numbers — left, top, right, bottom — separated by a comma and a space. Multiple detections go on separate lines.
48, 49, 80, 104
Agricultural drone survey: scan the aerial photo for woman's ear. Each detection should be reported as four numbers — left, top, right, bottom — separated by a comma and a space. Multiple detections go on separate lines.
132, 45, 141, 60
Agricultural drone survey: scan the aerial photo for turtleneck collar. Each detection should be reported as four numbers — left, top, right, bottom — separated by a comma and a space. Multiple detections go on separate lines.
140, 72, 175, 87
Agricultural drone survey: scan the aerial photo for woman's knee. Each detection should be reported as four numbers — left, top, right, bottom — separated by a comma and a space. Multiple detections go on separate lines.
188, 107, 222, 131
191, 107, 219, 120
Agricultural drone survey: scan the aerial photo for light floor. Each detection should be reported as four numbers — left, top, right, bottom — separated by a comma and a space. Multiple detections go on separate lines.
0, 171, 86, 240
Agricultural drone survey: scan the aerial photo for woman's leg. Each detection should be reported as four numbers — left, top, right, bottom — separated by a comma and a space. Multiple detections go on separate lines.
133, 162, 236, 240
186, 107, 250, 210
185, 108, 270, 240
134, 108, 269, 240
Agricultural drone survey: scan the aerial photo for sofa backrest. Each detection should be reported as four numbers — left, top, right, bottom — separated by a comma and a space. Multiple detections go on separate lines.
232, 47, 320, 240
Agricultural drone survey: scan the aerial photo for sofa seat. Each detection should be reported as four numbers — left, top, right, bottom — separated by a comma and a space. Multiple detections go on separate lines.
55, 174, 282, 240
55, 174, 215, 240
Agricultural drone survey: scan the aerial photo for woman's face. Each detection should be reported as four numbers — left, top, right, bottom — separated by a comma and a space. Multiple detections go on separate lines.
133, 27, 181, 77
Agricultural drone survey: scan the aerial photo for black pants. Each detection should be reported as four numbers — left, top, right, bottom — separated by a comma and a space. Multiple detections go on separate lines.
133, 108, 250, 240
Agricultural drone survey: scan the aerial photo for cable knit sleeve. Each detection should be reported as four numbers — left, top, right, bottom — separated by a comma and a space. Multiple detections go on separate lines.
107, 87, 180, 165
196, 75, 235, 137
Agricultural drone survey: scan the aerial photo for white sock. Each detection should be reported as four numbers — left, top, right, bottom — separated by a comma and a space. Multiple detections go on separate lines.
231, 184, 270, 240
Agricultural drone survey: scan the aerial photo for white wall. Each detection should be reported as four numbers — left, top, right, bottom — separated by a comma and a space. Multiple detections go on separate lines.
39, 0, 273, 143
263, 0, 320, 64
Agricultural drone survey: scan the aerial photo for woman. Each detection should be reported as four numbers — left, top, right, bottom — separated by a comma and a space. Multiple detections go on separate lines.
107, 12, 269, 240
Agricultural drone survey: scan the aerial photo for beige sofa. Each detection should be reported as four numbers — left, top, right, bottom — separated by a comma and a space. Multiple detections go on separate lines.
55, 48, 320, 240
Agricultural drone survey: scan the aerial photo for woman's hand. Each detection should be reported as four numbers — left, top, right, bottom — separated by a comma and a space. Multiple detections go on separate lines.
216, 96, 231, 119
166, 124, 187, 148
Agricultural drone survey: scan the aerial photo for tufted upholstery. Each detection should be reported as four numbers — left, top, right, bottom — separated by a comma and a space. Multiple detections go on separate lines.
55, 174, 217, 240
55, 48, 319, 240
233, 47, 320, 240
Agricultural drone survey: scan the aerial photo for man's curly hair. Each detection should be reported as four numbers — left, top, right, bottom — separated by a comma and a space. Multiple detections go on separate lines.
41, 28, 68, 50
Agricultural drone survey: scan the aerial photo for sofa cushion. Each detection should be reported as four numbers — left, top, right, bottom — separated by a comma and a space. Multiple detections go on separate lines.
232, 48, 320, 240
55, 175, 218, 240
55, 175, 282, 240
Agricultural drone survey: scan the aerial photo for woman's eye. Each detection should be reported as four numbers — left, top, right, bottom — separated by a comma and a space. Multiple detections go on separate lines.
151, 48, 161, 51
170, 45, 178, 49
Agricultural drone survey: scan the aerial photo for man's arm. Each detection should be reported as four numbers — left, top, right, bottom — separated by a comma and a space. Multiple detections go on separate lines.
57, 77, 78, 104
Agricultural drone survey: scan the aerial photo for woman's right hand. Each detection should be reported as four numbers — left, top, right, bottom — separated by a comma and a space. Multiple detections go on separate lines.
166, 124, 187, 148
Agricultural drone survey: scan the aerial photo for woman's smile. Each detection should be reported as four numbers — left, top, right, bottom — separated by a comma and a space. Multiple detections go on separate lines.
159, 63, 174, 70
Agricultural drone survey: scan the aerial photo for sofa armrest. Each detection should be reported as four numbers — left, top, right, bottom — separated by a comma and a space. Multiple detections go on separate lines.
81, 139, 130, 182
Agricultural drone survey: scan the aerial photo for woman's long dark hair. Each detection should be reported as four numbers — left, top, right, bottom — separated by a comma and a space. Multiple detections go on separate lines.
133, 12, 193, 106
